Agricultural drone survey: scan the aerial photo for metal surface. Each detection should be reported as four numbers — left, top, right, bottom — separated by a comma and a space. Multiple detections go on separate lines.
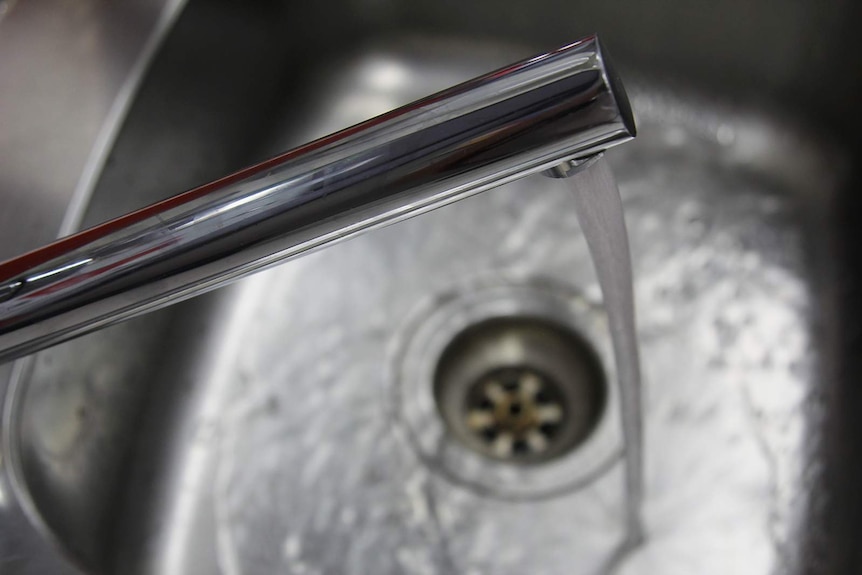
0, 35, 634, 363
2, 0, 861, 574
0, 0, 186, 259
0, 0, 186, 574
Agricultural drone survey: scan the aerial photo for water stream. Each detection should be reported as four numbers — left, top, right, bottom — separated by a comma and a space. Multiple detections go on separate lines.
565, 156, 645, 549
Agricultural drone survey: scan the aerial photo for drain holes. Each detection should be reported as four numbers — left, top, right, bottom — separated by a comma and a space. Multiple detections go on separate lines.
464, 367, 564, 459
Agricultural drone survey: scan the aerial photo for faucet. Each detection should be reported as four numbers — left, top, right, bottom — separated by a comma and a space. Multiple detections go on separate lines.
0, 35, 635, 362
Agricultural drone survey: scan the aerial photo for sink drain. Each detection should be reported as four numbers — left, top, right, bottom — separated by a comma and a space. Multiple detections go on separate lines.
392, 278, 622, 499
434, 317, 605, 464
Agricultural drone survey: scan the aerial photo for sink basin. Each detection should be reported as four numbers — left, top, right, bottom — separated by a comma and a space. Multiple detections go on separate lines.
3, 1, 861, 574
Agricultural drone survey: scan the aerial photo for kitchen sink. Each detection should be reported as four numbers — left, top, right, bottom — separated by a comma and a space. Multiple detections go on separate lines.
2, 1, 861, 574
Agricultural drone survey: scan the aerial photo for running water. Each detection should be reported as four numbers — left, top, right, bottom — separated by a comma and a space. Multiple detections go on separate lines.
565, 156, 644, 548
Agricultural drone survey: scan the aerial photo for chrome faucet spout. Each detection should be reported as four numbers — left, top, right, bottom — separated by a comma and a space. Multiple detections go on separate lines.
0, 34, 635, 362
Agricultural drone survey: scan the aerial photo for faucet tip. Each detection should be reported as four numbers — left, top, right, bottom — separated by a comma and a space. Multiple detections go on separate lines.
595, 37, 637, 138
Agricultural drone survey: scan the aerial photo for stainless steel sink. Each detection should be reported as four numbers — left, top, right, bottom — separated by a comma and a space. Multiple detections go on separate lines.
2, 1, 861, 574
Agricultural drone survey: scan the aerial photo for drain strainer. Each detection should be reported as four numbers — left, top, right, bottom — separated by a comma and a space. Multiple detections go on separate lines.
392, 278, 622, 499
461, 366, 567, 460
434, 317, 606, 465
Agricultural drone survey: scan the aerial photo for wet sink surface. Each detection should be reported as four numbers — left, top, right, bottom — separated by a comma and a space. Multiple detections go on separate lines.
5, 1, 860, 574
